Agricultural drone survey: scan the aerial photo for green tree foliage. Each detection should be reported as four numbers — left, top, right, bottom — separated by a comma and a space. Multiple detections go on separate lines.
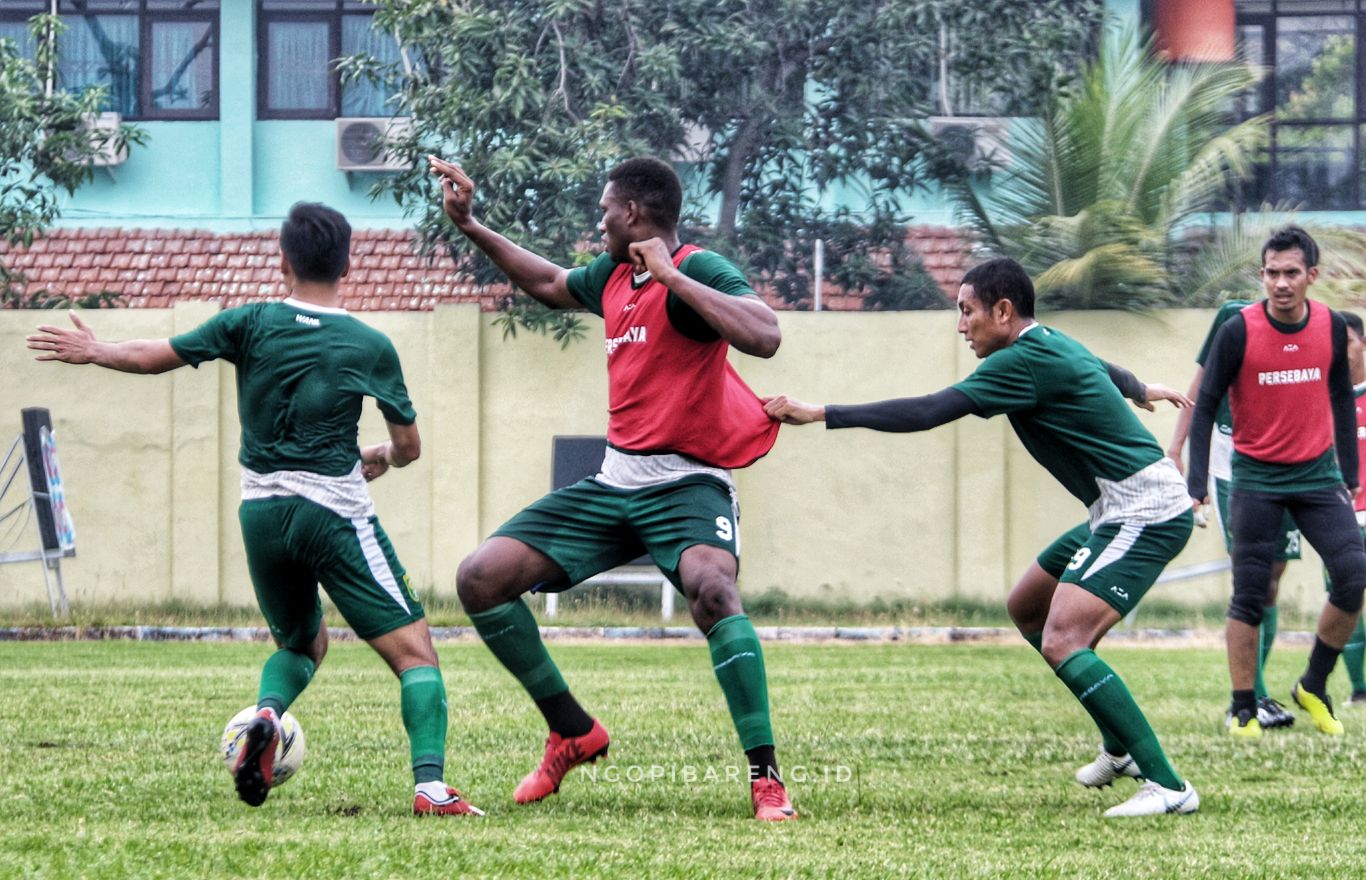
346, 0, 1101, 335
0, 14, 144, 309
951, 27, 1366, 309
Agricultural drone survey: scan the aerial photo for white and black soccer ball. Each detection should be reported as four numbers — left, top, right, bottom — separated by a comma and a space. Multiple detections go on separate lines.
220, 706, 306, 787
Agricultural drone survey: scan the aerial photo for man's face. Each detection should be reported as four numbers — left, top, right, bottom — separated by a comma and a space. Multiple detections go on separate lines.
1260, 247, 1317, 320
597, 183, 634, 263
957, 284, 1012, 359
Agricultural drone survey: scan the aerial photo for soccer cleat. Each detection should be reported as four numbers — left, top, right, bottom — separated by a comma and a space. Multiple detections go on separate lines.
1074, 748, 1142, 788
751, 777, 797, 821
1349, 689, 1366, 706
233, 707, 281, 807
1226, 706, 1262, 739
1103, 780, 1199, 818
1291, 682, 1344, 735
513, 718, 610, 804
413, 786, 484, 816
1256, 696, 1295, 729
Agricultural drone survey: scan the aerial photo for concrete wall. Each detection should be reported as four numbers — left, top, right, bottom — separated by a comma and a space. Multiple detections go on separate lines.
0, 305, 1316, 615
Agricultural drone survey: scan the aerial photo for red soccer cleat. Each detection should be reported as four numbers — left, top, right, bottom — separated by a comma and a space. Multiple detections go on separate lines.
233, 707, 281, 808
513, 718, 610, 804
751, 777, 797, 821
413, 786, 485, 816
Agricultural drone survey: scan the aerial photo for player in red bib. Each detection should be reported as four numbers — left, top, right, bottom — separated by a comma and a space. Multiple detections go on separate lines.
1187, 226, 1366, 737
429, 155, 794, 820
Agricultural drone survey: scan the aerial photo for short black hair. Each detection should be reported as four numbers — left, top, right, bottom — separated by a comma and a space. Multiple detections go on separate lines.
1261, 224, 1319, 269
606, 157, 682, 228
280, 202, 351, 283
1343, 310, 1364, 338
960, 257, 1035, 319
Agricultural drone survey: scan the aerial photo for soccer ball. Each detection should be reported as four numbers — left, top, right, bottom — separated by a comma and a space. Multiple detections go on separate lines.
220, 706, 306, 787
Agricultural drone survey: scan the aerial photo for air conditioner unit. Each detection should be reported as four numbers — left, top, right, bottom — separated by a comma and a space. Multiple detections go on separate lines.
80, 112, 128, 167
928, 116, 1011, 169
336, 117, 413, 172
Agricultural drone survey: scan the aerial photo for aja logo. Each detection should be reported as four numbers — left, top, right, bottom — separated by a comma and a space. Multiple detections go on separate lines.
1283, 343, 1300, 353
295, 314, 321, 327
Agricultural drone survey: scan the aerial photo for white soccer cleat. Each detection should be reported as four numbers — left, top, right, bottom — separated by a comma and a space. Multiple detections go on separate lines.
1103, 780, 1199, 818
1075, 748, 1142, 788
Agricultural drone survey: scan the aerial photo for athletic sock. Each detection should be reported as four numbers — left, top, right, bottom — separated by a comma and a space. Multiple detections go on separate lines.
746, 745, 781, 784
1301, 636, 1343, 697
1055, 649, 1183, 791
707, 614, 775, 753
1345, 618, 1366, 693
256, 648, 316, 716
534, 690, 593, 738
1230, 688, 1256, 717
468, 601, 588, 735
1024, 631, 1125, 756
400, 665, 447, 785
1254, 606, 1278, 700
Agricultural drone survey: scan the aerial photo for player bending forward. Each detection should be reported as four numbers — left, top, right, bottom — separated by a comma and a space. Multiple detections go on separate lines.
27, 202, 480, 816
767, 257, 1198, 818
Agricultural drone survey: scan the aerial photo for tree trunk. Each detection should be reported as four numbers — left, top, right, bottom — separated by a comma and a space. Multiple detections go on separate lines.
717, 114, 764, 243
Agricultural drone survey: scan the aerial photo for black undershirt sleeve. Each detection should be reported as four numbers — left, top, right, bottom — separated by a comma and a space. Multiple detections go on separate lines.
1330, 310, 1359, 490
1186, 315, 1246, 499
1104, 361, 1148, 404
825, 388, 981, 432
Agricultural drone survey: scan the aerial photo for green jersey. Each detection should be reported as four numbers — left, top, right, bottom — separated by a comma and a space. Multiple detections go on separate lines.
170, 299, 415, 478
1195, 300, 1247, 434
954, 323, 1188, 525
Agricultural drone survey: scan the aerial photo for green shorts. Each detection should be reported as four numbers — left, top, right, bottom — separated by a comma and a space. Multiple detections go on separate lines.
493, 475, 740, 591
239, 496, 424, 646
1038, 511, 1195, 616
1213, 476, 1301, 561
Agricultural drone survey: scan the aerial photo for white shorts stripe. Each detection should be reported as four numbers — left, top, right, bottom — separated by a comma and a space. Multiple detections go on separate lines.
351, 517, 410, 614
1080, 523, 1144, 582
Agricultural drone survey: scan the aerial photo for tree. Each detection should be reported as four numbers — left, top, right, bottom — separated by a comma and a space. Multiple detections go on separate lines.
345, 0, 1102, 337
950, 27, 1366, 310
0, 14, 144, 309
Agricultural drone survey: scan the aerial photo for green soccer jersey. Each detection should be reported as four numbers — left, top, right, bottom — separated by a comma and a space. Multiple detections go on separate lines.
566, 249, 753, 338
953, 323, 1167, 508
1195, 299, 1247, 433
169, 299, 415, 478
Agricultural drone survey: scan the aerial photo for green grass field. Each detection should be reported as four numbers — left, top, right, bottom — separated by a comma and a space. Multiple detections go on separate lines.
3, 639, 1365, 879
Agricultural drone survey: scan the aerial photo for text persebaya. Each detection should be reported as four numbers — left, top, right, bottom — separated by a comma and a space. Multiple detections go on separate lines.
605, 326, 647, 355
1257, 367, 1322, 385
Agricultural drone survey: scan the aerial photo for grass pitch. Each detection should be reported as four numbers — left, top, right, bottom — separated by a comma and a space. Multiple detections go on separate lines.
2, 639, 1365, 879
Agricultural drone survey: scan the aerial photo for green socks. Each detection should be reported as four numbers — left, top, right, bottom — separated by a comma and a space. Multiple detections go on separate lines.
469, 600, 568, 700
1344, 617, 1366, 693
400, 665, 447, 785
1023, 632, 1125, 756
707, 614, 774, 751
1055, 649, 1183, 791
1254, 606, 1279, 700
257, 648, 316, 717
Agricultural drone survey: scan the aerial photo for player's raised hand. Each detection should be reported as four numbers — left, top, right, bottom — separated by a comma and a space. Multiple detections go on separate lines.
428, 155, 475, 229
762, 394, 825, 426
27, 311, 99, 364
627, 237, 674, 279
1140, 383, 1193, 411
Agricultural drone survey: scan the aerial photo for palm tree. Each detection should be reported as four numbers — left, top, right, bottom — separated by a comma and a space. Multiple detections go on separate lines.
951, 27, 1366, 309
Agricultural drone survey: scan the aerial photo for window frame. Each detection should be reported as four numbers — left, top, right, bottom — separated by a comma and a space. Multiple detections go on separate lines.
257, 0, 399, 121
0, 1, 219, 122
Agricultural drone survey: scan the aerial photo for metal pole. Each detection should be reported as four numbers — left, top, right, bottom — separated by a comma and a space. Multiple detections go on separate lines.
813, 238, 824, 311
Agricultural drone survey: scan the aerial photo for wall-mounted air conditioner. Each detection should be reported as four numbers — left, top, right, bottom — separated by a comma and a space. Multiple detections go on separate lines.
927, 116, 1011, 169
81, 112, 128, 167
336, 117, 413, 172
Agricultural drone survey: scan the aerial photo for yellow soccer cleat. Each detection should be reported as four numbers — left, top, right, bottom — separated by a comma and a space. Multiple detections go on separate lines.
1291, 682, 1344, 736
1226, 707, 1263, 739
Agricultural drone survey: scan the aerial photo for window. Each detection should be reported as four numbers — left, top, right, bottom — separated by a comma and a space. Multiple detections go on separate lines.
258, 0, 405, 120
1236, 1, 1366, 208
0, 1, 218, 120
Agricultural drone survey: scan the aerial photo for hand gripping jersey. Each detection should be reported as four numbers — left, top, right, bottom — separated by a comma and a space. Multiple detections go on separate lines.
592, 244, 778, 468
1229, 300, 1334, 465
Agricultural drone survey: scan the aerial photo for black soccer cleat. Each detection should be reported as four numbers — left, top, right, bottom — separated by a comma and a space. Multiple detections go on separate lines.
233, 708, 281, 807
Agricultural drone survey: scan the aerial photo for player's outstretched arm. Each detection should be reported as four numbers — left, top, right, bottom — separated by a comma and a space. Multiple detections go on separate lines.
360, 420, 420, 482
26, 311, 185, 374
631, 237, 780, 358
765, 388, 978, 432
763, 395, 825, 425
428, 155, 578, 310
